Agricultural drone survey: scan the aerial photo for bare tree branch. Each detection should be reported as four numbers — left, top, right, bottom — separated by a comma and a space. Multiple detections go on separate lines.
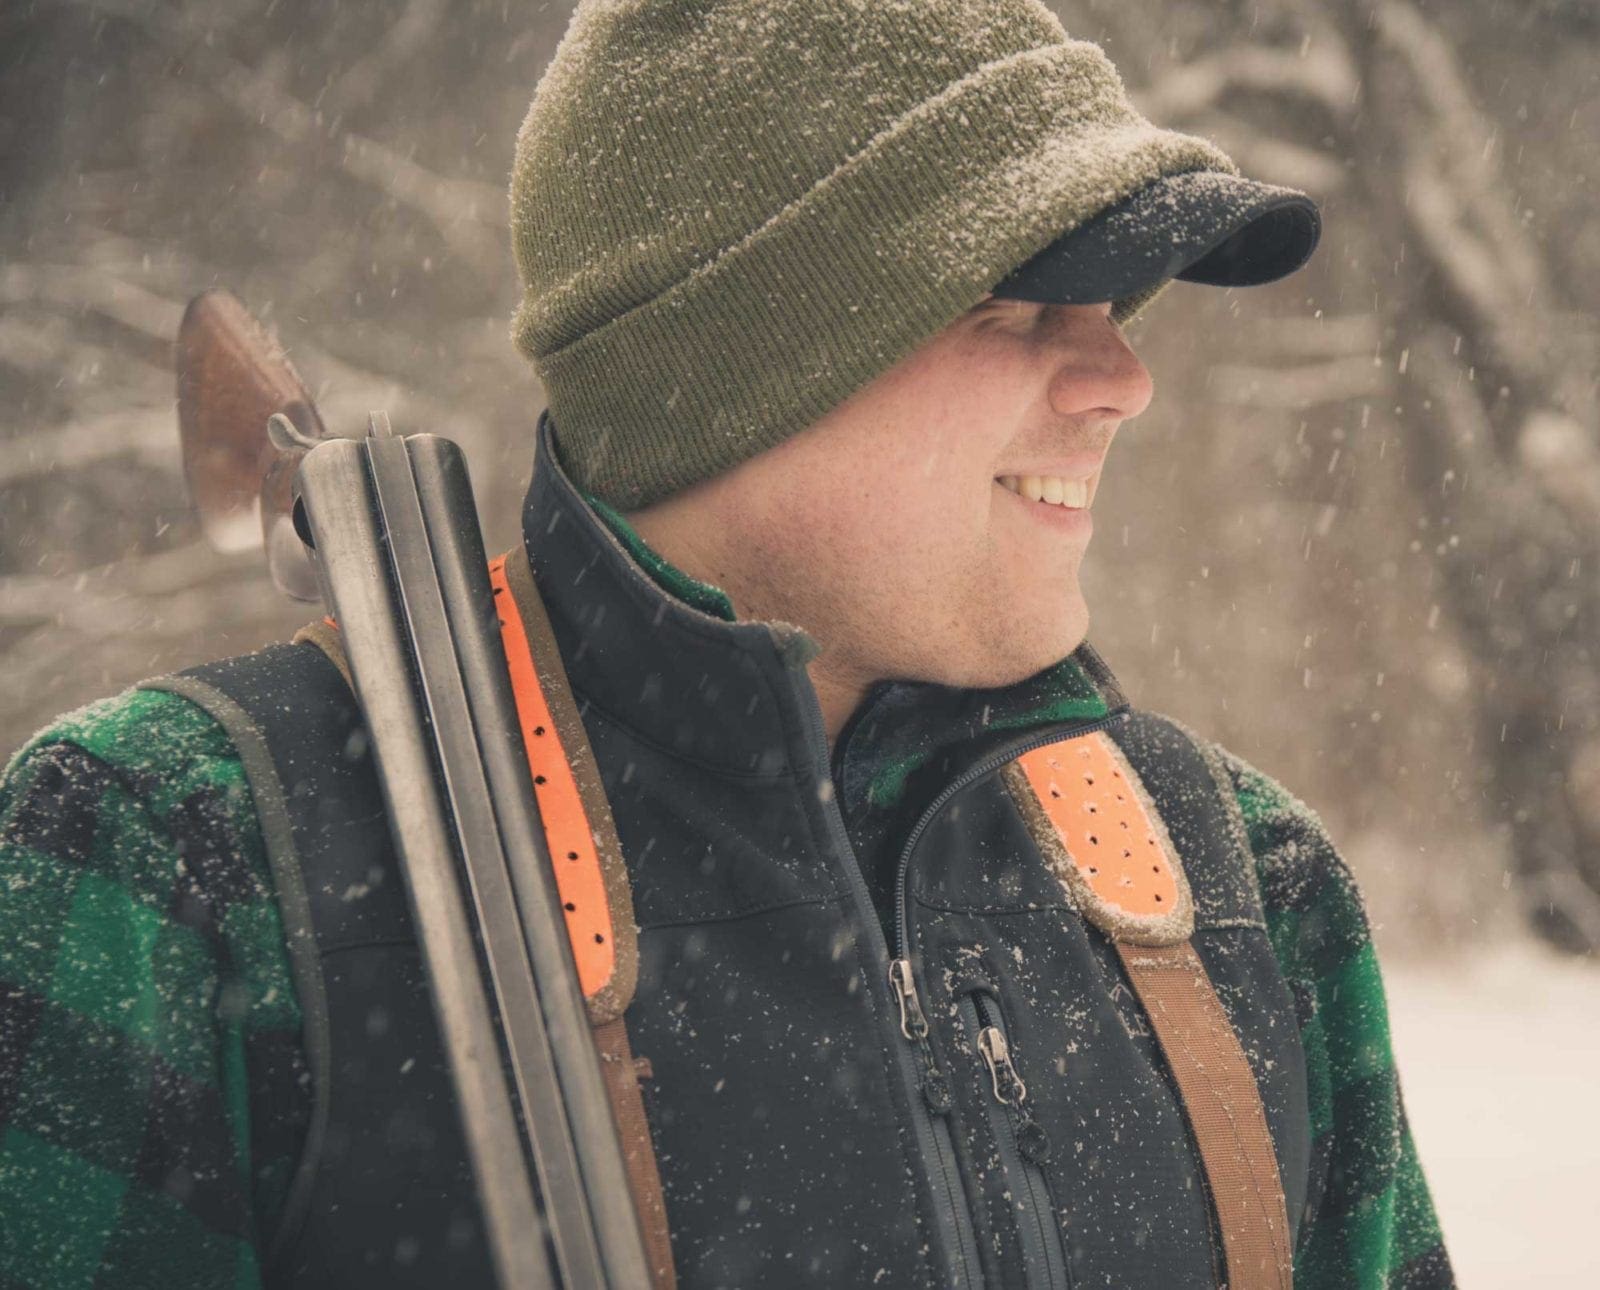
1210, 355, 1388, 408
69, 0, 508, 280
1192, 113, 1349, 193
1233, 312, 1382, 358
0, 542, 258, 632
324, 0, 450, 118
1516, 408, 1600, 533
1374, 0, 1591, 417
0, 263, 184, 346
0, 408, 174, 486
1137, 40, 1361, 122
1376, 2, 1552, 308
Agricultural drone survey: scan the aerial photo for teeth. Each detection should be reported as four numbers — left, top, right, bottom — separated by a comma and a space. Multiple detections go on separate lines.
998, 474, 1090, 509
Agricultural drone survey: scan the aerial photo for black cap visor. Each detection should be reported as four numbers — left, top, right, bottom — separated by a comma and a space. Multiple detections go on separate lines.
991, 171, 1321, 305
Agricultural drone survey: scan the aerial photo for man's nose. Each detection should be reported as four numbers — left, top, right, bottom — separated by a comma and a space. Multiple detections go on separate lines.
1044, 310, 1155, 423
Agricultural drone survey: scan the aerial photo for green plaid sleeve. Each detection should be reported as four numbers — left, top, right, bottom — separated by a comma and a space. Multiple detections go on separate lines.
0, 688, 308, 1290
1220, 748, 1454, 1290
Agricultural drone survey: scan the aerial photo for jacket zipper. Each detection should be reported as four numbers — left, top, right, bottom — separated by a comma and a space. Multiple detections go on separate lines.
892, 707, 1130, 960
791, 658, 982, 1289
959, 990, 1070, 1290
886, 958, 981, 1282
886, 707, 1128, 1287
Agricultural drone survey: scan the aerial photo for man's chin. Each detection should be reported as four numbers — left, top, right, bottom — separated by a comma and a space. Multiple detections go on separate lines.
908, 617, 1091, 694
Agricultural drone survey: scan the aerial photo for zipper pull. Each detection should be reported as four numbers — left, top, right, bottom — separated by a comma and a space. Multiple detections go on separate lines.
977, 1025, 1055, 1165
889, 958, 929, 1040
977, 1025, 1028, 1106
1015, 1117, 1053, 1166
920, 1065, 954, 1115
889, 959, 954, 1115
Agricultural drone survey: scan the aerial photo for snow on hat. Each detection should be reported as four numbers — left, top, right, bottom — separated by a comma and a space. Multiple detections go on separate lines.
510, 0, 1317, 509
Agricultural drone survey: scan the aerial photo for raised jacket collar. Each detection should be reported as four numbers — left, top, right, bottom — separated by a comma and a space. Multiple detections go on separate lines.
521, 411, 1129, 803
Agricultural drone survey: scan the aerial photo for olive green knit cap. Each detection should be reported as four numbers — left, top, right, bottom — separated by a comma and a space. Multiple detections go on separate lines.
510, 0, 1238, 509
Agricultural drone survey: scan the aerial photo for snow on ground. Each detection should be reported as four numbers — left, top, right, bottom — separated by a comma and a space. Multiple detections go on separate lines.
1384, 942, 1600, 1287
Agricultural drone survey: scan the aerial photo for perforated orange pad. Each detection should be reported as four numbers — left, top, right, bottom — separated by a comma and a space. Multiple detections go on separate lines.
1016, 732, 1178, 919
489, 555, 616, 999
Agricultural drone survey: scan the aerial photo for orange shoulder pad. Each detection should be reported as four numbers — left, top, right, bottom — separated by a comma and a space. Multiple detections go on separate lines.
1005, 730, 1194, 946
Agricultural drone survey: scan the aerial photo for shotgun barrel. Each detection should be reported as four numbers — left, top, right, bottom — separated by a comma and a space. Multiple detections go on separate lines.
293, 418, 653, 1289
176, 287, 650, 1286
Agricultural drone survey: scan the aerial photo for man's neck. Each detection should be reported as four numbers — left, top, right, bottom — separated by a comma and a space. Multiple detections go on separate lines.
804, 659, 870, 748
615, 503, 867, 747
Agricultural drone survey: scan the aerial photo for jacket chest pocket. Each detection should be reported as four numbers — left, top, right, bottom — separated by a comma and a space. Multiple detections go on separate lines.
928, 918, 1246, 1289
954, 982, 1073, 1290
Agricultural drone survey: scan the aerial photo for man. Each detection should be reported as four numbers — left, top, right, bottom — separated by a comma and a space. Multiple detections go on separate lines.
0, 1, 1452, 1287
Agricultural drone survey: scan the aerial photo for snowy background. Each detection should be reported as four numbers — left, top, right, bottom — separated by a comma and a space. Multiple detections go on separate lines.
1388, 946, 1600, 1285
2, 1, 1597, 1281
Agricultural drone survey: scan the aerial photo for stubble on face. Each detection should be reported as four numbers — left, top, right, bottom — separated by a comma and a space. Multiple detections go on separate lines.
625, 297, 1152, 731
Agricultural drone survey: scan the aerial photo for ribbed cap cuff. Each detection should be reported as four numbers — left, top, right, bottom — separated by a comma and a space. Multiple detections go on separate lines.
518, 40, 1234, 509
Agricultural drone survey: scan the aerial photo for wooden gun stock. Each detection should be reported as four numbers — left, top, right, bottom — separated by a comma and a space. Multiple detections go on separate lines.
175, 288, 325, 599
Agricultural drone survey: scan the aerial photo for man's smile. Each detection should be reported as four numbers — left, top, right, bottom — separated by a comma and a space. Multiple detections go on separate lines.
993, 475, 1095, 534
996, 472, 1091, 508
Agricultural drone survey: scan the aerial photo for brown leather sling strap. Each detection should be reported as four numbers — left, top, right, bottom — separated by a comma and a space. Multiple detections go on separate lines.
488, 549, 677, 1290
1006, 732, 1294, 1290
296, 544, 677, 1289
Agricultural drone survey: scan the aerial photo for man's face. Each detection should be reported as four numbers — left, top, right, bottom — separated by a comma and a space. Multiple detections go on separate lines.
638, 296, 1154, 693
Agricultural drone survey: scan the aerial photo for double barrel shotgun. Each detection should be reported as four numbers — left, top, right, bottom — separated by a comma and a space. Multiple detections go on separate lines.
174, 289, 654, 1289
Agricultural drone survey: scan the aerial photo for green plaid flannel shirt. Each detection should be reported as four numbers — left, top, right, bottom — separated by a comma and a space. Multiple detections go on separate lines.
0, 531, 1452, 1289
0, 690, 306, 1289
